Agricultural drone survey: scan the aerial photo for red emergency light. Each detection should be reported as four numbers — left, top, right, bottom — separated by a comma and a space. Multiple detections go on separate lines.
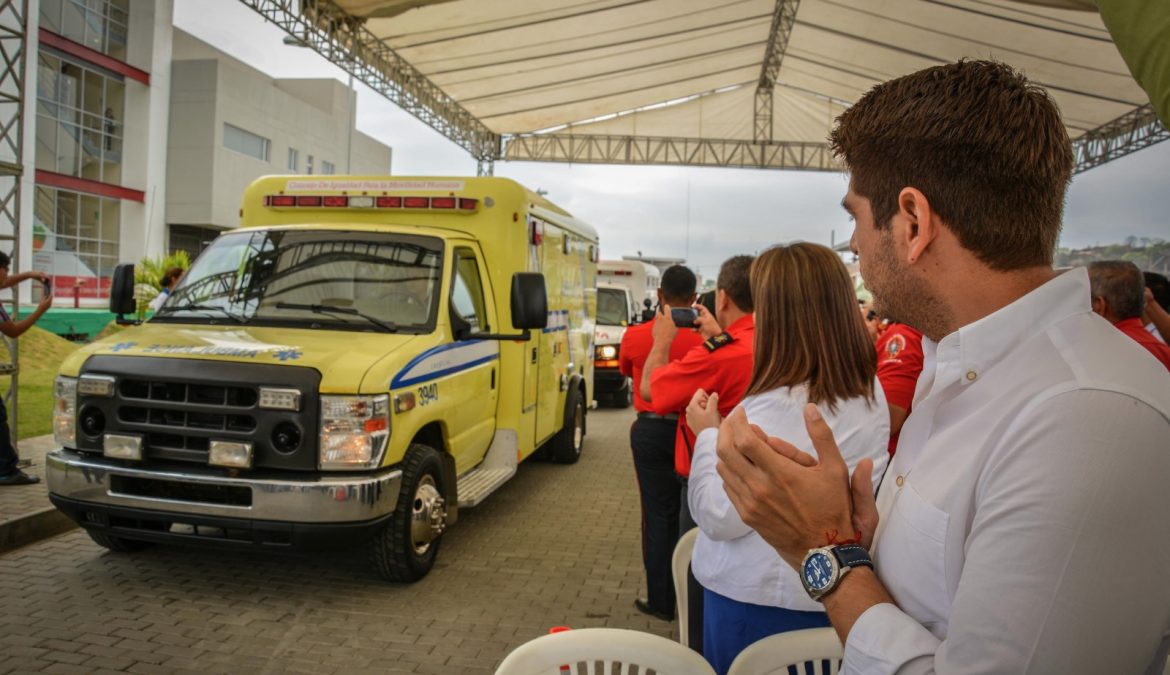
264, 195, 480, 212
530, 219, 544, 246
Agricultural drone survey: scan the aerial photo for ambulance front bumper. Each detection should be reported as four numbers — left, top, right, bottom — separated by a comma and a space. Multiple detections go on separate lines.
46, 448, 402, 548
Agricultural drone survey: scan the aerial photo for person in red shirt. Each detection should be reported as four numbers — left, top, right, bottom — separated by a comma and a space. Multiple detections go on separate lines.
618, 265, 702, 622
1089, 261, 1170, 372
874, 320, 924, 455
639, 254, 756, 650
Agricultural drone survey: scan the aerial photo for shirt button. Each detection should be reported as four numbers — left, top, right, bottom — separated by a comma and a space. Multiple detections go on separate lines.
895, 475, 904, 487
966, 370, 978, 381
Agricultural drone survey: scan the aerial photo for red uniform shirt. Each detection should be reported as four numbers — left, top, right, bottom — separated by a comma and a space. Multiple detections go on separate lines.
1115, 317, 1170, 372
649, 314, 755, 477
619, 317, 705, 414
875, 323, 925, 456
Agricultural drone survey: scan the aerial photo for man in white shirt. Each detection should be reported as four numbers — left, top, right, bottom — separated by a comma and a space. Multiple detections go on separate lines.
715, 60, 1170, 674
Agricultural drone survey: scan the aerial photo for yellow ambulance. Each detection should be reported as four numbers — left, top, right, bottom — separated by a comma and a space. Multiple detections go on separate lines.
46, 176, 598, 581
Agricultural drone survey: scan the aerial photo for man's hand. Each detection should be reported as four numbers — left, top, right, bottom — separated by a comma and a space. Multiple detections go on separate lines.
37, 293, 53, 312
716, 404, 875, 568
651, 302, 679, 345
693, 304, 721, 339
685, 389, 720, 435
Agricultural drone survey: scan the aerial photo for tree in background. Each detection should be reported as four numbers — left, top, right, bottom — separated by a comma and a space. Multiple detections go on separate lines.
135, 251, 191, 317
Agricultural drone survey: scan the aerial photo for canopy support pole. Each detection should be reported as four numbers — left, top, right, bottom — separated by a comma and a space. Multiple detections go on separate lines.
754, 0, 800, 145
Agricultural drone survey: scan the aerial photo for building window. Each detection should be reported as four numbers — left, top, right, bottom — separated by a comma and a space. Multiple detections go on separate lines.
321, 160, 335, 175
306, 154, 314, 175
169, 224, 222, 261
287, 148, 299, 172
223, 123, 270, 162
32, 186, 120, 300
35, 52, 125, 184
39, 0, 129, 62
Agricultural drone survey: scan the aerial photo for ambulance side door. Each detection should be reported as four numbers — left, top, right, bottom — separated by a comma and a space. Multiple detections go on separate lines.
445, 244, 499, 474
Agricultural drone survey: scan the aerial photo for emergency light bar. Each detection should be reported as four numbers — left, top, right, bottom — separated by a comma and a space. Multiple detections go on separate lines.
264, 195, 479, 212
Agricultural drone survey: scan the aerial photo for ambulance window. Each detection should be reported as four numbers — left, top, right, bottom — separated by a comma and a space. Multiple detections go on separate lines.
451, 249, 488, 331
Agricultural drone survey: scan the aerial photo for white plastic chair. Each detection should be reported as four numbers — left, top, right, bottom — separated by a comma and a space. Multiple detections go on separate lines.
726, 627, 843, 675
672, 527, 699, 646
494, 627, 716, 675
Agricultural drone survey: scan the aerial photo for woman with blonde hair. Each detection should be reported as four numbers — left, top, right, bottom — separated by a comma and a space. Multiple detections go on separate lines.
686, 242, 889, 673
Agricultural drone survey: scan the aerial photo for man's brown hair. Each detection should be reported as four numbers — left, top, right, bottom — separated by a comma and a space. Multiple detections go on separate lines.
746, 243, 875, 411
830, 60, 1073, 270
717, 255, 754, 312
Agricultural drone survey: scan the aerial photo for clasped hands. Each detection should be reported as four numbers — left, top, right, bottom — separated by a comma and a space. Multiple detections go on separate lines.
688, 388, 880, 570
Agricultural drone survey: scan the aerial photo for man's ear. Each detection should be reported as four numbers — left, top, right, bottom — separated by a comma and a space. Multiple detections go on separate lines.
897, 187, 940, 265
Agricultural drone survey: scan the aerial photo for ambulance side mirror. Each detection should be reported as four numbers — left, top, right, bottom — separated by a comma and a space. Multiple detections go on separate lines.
510, 272, 547, 330
110, 263, 139, 326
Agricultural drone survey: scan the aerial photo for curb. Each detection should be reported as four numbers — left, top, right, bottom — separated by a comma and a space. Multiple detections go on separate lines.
0, 506, 77, 554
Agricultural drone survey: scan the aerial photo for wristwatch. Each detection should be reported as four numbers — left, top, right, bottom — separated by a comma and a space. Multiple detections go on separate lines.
800, 544, 873, 601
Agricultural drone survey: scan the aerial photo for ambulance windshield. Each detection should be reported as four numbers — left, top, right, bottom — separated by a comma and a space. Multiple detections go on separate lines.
596, 287, 629, 327
155, 229, 443, 333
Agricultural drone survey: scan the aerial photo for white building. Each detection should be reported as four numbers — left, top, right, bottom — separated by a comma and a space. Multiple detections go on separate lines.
20, 1, 391, 306
167, 29, 392, 258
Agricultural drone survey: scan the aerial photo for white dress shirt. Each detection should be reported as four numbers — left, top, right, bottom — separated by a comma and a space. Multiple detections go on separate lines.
689, 383, 889, 612
844, 268, 1170, 674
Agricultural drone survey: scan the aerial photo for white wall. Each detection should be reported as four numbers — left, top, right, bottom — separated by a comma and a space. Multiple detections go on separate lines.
167, 29, 393, 235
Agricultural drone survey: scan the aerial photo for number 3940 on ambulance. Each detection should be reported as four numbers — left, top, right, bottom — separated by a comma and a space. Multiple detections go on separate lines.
46, 176, 599, 582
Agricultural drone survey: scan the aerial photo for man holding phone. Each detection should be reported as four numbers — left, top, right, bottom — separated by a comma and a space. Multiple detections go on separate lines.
0, 252, 53, 486
639, 254, 755, 649
619, 265, 702, 623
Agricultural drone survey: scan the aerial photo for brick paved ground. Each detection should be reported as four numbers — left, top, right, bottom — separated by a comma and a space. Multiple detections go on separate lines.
0, 407, 681, 674
0, 435, 56, 524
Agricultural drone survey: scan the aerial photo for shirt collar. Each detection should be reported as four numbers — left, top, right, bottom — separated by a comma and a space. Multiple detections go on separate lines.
926, 267, 1092, 388
727, 313, 755, 336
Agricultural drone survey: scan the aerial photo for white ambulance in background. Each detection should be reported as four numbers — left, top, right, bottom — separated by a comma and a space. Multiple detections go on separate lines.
591, 260, 660, 408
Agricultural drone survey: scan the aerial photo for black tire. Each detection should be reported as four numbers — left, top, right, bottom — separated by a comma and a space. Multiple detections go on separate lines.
550, 388, 586, 464
87, 530, 155, 553
369, 444, 447, 582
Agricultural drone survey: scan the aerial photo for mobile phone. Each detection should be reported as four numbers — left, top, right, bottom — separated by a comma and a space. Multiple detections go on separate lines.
42, 278, 51, 294
670, 306, 698, 328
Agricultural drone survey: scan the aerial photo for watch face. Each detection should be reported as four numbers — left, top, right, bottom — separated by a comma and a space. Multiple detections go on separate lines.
803, 551, 836, 592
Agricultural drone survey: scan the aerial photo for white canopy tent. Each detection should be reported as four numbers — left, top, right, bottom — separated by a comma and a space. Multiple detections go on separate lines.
241, 0, 1167, 174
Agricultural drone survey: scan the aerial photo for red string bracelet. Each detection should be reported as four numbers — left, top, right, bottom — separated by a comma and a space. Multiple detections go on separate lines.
825, 529, 863, 546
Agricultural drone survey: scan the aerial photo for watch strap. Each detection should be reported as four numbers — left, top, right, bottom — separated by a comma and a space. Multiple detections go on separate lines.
833, 543, 873, 570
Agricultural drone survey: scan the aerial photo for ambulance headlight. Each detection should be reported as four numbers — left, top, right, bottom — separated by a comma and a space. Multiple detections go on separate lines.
53, 376, 78, 447
595, 345, 618, 360
319, 395, 390, 470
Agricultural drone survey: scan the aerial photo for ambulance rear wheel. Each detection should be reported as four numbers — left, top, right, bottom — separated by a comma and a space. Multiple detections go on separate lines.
369, 444, 446, 582
551, 389, 585, 464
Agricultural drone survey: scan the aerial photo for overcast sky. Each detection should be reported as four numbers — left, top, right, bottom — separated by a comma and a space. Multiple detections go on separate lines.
176, 0, 1170, 278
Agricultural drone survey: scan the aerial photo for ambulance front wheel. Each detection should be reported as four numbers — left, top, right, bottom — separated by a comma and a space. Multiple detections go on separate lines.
551, 388, 586, 464
369, 444, 446, 582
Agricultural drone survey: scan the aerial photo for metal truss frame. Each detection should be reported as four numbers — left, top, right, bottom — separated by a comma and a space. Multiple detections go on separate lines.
0, 0, 24, 441
501, 133, 836, 171
754, 0, 800, 142
239, 0, 500, 163
237, 0, 1165, 175
1072, 103, 1168, 174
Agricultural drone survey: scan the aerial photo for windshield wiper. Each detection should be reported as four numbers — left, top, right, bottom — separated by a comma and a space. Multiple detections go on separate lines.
275, 302, 399, 333
158, 302, 247, 324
